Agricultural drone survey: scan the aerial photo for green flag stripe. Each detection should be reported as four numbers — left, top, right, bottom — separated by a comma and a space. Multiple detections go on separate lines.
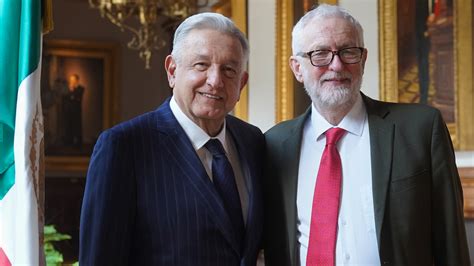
18, 0, 41, 83
0, 0, 41, 199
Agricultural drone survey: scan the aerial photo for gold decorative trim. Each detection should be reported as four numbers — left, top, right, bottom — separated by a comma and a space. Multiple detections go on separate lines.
276, 0, 294, 122
46, 156, 90, 173
231, 0, 249, 121
460, 167, 474, 218
379, 0, 473, 149
456, 0, 474, 149
378, 0, 398, 103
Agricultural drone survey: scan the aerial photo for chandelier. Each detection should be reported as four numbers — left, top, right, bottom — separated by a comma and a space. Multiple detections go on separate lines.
89, 0, 209, 69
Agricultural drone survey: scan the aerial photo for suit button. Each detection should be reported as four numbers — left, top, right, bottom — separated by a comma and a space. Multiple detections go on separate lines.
344, 253, 350, 261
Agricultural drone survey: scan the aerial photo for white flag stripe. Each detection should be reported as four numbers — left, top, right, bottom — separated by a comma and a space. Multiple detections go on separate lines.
0, 61, 42, 265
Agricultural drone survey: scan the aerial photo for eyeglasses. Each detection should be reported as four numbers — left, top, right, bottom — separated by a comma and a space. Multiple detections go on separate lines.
297, 47, 365, 67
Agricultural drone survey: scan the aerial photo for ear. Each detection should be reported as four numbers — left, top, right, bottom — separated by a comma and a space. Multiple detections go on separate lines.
236, 71, 249, 101
165, 55, 177, 88
361, 48, 368, 73
239, 71, 249, 91
289, 56, 304, 83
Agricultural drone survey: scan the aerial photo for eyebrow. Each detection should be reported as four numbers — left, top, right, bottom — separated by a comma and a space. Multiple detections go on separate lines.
310, 43, 358, 51
225, 59, 241, 68
190, 54, 241, 67
190, 54, 210, 61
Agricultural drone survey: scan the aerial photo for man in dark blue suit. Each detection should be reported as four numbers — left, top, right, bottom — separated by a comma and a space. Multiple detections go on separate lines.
80, 12, 264, 265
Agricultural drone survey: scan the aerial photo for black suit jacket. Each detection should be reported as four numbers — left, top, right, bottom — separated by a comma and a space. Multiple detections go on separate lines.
263, 94, 470, 265
80, 98, 264, 265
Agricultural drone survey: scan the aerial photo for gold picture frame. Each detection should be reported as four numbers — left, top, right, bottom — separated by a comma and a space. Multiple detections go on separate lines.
276, 0, 296, 122
379, 0, 473, 150
41, 39, 119, 173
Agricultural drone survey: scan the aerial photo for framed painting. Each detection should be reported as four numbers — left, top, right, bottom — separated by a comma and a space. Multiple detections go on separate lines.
379, 0, 473, 149
41, 39, 119, 172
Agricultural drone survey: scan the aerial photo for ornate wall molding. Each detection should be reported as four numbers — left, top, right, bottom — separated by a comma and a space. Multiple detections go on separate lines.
456, 0, 474, 149
377, 0, 398, 103
231, 0, 249, 121
460, 167, 474, 218
276, 0, 294, 122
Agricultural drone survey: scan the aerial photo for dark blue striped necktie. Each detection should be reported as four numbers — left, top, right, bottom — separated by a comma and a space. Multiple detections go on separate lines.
205, 139, 244, 246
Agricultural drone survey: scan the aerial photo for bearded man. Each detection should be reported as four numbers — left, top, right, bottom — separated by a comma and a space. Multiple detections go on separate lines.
263, 4, 470, 266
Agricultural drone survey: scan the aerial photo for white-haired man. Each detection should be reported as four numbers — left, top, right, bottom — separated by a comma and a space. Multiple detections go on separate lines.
80, 12, 264, 265
264, 4, 470, 265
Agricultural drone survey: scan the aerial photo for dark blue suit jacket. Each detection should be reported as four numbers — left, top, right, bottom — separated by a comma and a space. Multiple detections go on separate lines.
80, 99, 264, 265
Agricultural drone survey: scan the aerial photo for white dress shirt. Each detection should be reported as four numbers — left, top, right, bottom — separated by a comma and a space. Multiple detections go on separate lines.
297, 95, 380, 265
169, 96, 249, 223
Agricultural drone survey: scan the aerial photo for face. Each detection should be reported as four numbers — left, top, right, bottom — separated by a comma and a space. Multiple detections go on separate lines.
290, 17, 367, 110
165, 29, 248, 132
68, 75, 79, 89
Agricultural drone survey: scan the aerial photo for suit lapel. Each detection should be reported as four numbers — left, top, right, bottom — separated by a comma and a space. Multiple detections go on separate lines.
272, 95, 392, 261
362, 95, 394, 245
226, 118, 261, 257
280, 110, 310, 265
155, 100, 241, 255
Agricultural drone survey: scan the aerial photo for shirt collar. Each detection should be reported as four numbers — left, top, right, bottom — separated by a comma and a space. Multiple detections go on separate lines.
311, 93, 367, 140
170, 96, 227, 151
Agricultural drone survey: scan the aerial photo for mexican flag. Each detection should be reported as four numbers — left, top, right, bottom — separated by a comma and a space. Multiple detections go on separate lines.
0, 0, 52, 265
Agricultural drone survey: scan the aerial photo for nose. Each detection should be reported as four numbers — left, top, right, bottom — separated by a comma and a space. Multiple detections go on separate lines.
328, 53, 344, 72
207, 66, 224, 89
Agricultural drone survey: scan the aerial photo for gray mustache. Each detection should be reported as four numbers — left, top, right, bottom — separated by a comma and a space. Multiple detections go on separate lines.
321, 72, 352, 81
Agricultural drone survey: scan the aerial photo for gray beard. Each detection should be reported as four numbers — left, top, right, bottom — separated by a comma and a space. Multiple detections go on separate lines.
318, 86, 352, 107
304, 74, 363, 110
304, 85, 355, 111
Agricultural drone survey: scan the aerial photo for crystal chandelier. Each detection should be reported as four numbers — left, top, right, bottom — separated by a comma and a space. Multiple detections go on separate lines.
89, 0, 209, 69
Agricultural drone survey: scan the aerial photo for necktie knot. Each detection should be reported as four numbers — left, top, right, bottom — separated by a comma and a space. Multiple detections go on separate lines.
325, 127, 346, 145
205, 139, 226, 157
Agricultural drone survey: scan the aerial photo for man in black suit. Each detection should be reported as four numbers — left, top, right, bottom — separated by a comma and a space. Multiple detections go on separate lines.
62, 74, 84, 146
263, 4, 470, 265
80, 12, 264, 265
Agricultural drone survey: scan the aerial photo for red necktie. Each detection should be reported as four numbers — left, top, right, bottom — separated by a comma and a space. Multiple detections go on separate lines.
307, 127, 346, 266
0, 248, 11, 266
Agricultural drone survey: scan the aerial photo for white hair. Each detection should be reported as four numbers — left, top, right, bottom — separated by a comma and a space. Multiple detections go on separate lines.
292, 4, 364, 54
171, 12, 249, 66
